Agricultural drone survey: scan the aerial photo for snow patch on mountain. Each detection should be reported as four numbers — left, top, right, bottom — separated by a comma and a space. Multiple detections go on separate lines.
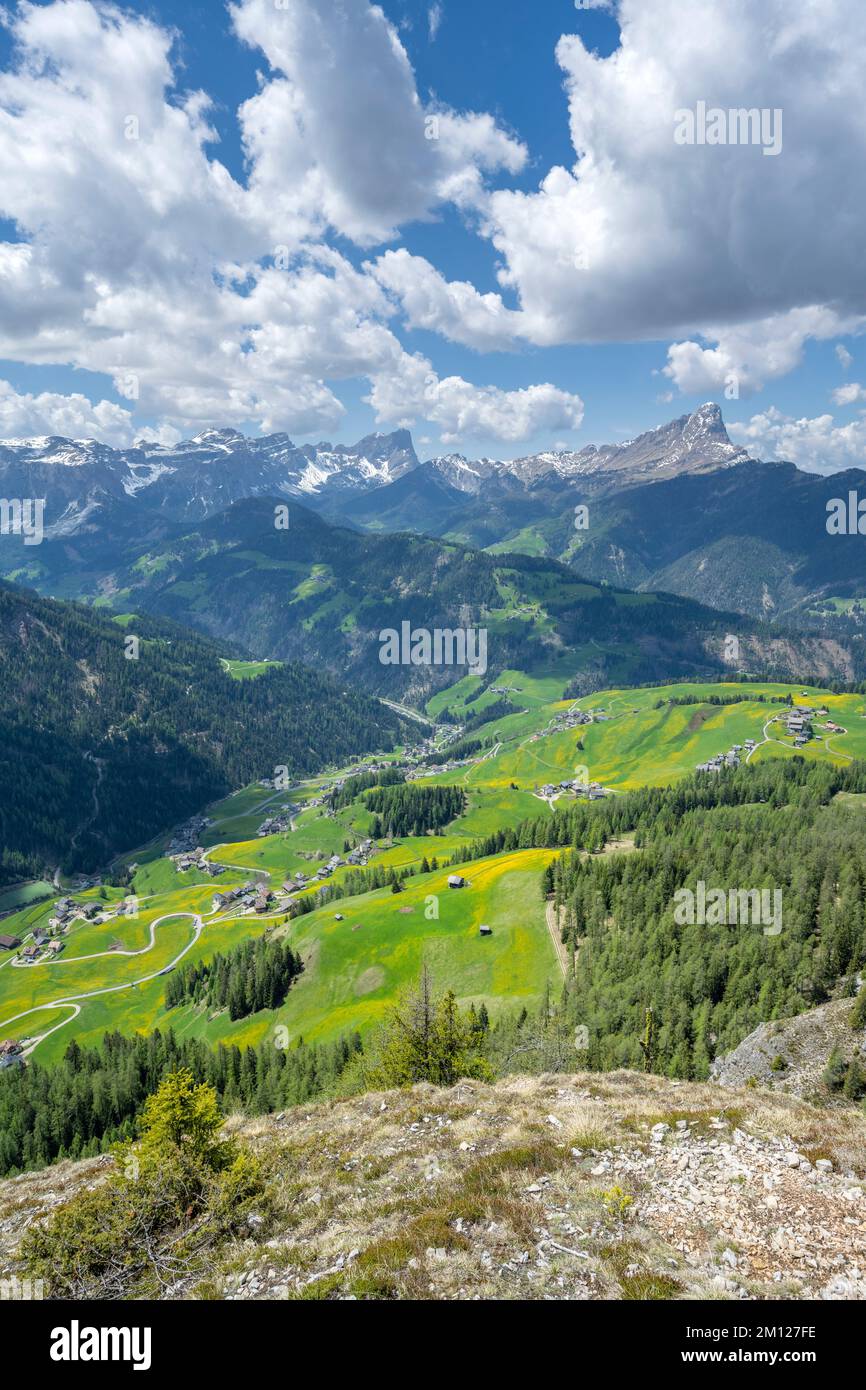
0, 407, 751, 533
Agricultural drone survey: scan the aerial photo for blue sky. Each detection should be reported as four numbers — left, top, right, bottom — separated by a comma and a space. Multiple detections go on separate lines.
0, 0, 864, 470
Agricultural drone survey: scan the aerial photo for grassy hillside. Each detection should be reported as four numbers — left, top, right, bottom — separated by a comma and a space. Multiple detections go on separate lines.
336, 454, 866, 632
4, 673, 866, 1069
53, 496, 859, 696
423, 679, 866, 795
0, 851, 561, 1063
166, 850, 562, 1051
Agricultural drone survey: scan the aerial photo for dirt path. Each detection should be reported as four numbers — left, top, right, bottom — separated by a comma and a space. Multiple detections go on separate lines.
545, 899, 569, 978
202, 845, 270, 879
543, 838, 635, 979
462, 740, 501, 784
824, 729, 853, 763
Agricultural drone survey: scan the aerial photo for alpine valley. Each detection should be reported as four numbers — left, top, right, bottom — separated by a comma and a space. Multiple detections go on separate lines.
4, 414, 866, 1304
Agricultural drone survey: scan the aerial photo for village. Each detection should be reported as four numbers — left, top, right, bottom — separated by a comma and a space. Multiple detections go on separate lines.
695, 741, 751, 773
0, 894, 108, 965
694, 705, 845, 774
537, 776, 608, 801
166, 813, 226, 876
528, 704, 595, 743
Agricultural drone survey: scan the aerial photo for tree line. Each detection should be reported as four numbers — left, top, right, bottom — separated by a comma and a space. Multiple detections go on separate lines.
0, 582, 402, 882
366, 783, 465, 837
0, 1027, 361, 1177
164, 935, 303, 1019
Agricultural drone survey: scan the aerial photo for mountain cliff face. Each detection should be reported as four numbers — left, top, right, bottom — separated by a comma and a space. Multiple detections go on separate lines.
3, 405, 863, 629
475, 402, 749, 490
0, 427, 419, 536
0, 405, 743, 545
711, 997, 866, 1099
403, 403, 748, 497
2, 1071, 864, 1301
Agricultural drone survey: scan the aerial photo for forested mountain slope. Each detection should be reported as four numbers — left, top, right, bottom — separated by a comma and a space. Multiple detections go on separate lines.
0, 583, 401, 881
85, 498, 863, 695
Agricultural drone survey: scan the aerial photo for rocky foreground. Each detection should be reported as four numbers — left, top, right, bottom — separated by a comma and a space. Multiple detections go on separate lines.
1, 1070, 865, 1301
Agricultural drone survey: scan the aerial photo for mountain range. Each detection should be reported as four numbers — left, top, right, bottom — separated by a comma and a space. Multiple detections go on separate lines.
1, 403, 864, 627
0, 402, 743, 532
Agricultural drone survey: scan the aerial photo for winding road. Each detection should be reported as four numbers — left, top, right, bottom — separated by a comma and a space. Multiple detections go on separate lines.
746, 716, 852, 765
379, 697, 436, 727
0, 910, 206, 1054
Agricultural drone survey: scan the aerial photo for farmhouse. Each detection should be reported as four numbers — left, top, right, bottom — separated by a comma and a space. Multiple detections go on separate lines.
479, 924, 493, 936
448, 874, 466, 888
0, 934, 21, 951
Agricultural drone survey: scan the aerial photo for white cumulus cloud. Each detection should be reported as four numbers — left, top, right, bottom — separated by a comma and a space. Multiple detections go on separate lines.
367, 352, 584, 444
831, 383, 866, 407
477, 0, 866, 385
729, 406, 866, 475
231, 0, 525, 246
0, 379, 136, 445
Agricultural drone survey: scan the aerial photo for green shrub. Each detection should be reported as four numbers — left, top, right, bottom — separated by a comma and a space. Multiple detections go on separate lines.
21, 1070, 267, 1299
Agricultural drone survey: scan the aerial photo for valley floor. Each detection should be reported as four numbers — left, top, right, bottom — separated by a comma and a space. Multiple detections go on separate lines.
2, 676, 866, 1064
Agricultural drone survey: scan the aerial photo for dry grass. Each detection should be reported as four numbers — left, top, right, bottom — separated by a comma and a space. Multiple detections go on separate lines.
3, 1070, 865, 1301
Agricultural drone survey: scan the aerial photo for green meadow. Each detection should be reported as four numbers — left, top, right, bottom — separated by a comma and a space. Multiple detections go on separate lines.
220, 657, 283, 679
0, 880, 54, 914
426, 680, 866, 795
164, 849, 562, 1052
4, 675, 866, 1065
